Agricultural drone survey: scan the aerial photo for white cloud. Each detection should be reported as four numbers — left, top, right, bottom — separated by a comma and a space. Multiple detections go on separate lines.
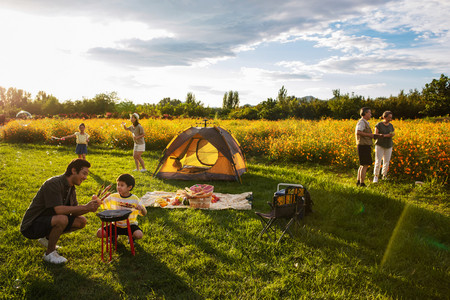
0, 0, 449, 106
350, 83, 386, 90
299, 31, 390, 53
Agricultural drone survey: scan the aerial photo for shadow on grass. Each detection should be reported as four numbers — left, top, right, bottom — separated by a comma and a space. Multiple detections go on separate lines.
28, 266, 119, 299
114, 241, 202, 299
238, 162, 449, 299
289, 178, 449, 299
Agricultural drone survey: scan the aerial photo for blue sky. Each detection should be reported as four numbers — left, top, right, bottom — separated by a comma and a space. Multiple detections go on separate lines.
0, 0, 449, 107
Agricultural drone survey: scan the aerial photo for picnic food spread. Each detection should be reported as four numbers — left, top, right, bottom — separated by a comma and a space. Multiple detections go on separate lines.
153, 184, 219, 208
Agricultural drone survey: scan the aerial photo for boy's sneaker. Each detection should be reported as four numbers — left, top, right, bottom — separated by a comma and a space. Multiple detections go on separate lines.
43, 250, 67, 264
382, 175, 389, 181
140, 169, 147, 173
38, 237, 60, 249
373, 176, 378, 183
133, 169, 139, 172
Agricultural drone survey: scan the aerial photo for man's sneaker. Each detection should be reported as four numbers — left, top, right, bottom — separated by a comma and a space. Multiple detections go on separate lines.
373, 176, 379, 183
38, 237, 60, 249
43, 250, 67, 264
140, 169, 147, 173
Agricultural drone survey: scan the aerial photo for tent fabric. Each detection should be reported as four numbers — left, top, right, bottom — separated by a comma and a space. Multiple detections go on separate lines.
153, 126, 247, 182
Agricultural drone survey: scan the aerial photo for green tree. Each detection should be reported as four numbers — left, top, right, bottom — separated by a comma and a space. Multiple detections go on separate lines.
157, 98, 182, 116
115, 100, 136, 117
327, 89, 363, 119
422, 74, 450, 117
91, 92, 118, 114
5, 88, 31, 111
257, 98, 283, 120
277, 85, 288, 107
27, 91, 61, 115
222, 90, 239, 109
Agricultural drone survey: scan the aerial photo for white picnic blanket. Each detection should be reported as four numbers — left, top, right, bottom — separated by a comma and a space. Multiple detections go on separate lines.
140, 191, 252, 210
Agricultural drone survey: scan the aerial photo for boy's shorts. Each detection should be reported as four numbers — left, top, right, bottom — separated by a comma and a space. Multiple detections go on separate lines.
21, 215, 76, 239
76, 144, 88, 154
102, 224, 142, 236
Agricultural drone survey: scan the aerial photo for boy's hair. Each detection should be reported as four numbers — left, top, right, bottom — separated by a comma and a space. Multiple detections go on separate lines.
117, 173, 135, 191
360, 107, 371, 117
382, 111, 393, 118
64, 159, 91, 176
79, 123, 85, 128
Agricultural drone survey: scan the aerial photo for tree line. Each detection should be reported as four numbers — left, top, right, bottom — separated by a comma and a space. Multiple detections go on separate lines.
1, 74, 449, 120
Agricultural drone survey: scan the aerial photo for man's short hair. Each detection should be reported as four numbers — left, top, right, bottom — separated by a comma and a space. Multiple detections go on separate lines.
117, 173, 135, 191
64, 159, 91, 176
360, 107, 371, 117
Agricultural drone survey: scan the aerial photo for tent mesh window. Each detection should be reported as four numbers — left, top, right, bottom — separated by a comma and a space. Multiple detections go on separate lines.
179, 138, 219, 173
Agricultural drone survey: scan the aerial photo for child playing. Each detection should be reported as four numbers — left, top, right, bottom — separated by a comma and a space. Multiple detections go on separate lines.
57, 123, 90, 160
122, 113, 147, 172
96, 173, 147, 242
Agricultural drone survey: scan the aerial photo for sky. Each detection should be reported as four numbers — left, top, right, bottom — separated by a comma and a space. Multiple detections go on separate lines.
0, 0, 449, 107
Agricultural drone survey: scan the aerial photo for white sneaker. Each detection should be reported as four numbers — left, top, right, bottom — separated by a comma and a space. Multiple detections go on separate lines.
38, 237, 60, 249
43, 250, 67, 264
140, 169, 147, 172
373, 176, 378, 183
133, 169, 139, 172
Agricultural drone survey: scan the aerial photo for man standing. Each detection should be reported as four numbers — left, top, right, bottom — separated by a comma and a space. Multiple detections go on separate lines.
355, 107, 377, 187
20, 159, 100, 264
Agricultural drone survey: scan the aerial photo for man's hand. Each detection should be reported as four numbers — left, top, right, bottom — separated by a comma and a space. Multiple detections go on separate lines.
85, 198, 100, 212
92, 194, 101, 205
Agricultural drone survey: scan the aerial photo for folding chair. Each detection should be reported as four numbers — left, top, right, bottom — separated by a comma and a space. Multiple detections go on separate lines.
255, 183, 306, 243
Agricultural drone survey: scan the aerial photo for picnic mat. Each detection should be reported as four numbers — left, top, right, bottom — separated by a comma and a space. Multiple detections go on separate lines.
141, 191, 253, 210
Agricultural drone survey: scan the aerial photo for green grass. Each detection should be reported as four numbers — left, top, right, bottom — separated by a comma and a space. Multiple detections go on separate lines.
0, 143, 449, 299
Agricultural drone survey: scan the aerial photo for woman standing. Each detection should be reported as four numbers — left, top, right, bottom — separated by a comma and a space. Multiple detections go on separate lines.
122, 113, 147, 172
373, 111, 395, 183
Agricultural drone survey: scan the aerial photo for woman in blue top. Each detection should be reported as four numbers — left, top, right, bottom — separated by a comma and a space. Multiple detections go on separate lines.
373, 111, 395, 183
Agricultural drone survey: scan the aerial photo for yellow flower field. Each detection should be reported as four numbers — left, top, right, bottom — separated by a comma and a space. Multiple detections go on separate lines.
1, 117, 449, 183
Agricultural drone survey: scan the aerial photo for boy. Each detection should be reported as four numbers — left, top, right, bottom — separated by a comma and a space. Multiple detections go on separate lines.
96, 174, 147, 241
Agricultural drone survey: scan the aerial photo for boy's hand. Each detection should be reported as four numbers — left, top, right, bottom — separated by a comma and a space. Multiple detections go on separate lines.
137, 204, 147, 215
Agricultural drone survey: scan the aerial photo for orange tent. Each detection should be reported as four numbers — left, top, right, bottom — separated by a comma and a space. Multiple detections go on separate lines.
153, 125, 246, 182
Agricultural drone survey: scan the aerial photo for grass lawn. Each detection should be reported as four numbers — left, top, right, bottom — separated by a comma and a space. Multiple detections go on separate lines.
0, 143, 449, 299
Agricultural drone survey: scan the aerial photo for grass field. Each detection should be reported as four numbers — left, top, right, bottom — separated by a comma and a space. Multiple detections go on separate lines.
0, 143, 449, 299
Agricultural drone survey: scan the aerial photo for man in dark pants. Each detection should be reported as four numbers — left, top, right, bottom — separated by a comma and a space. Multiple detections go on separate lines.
20, 159, 100, 264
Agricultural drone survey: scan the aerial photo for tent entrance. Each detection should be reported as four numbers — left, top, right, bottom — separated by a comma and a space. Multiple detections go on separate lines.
179, 138, 219, 173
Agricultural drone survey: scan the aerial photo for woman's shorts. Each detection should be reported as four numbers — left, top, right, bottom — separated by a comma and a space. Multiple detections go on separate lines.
21, 215, 76, 239
134, 143, 145, 152
357, 145, 372, 166
76, 144, 88, 154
